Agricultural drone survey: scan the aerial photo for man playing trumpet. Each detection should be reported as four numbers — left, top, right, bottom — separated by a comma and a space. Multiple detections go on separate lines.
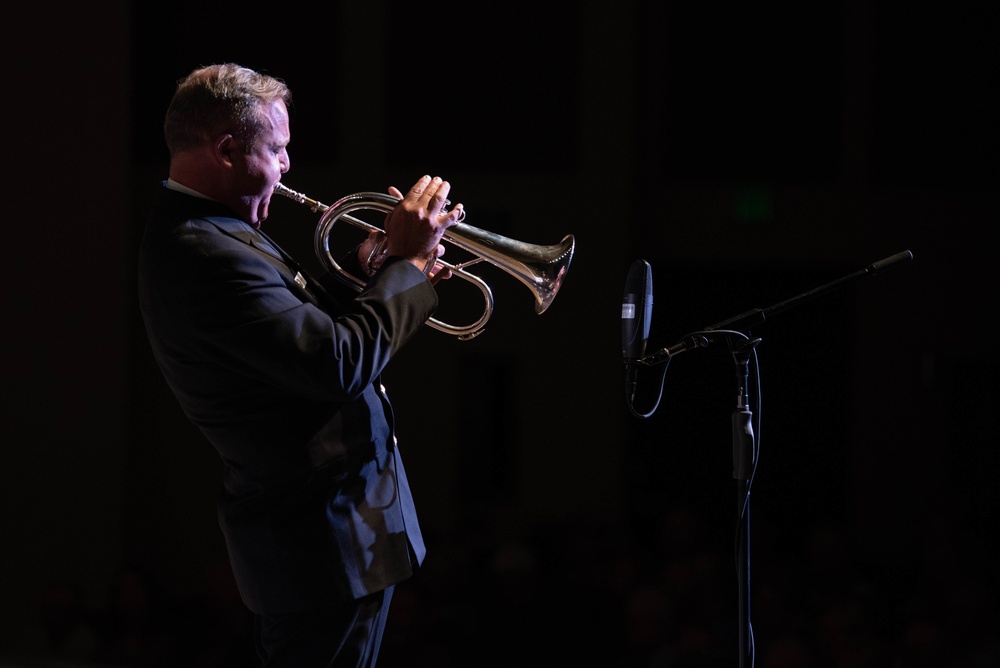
137, 62, 461, 667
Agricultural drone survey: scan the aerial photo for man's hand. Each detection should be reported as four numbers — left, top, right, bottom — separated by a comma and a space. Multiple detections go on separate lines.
384, 175, 464, 274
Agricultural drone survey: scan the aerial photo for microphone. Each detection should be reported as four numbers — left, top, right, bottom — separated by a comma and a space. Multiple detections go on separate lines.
622, 259, 653, 365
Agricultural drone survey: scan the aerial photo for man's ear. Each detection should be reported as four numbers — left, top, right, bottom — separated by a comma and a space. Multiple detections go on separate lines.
214, 133, 236, 167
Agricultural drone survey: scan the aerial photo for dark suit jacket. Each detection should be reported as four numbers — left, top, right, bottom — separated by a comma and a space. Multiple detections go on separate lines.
137, 184, 434, 614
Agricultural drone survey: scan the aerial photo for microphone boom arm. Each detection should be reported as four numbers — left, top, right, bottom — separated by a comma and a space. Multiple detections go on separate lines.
638, 250, 913, 366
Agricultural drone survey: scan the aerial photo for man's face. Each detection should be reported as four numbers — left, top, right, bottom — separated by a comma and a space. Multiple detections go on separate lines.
231, 100, 291, 227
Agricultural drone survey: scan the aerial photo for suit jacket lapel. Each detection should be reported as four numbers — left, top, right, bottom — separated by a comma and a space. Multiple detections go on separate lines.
201, 216, 320, 306
158, 188, 342, 313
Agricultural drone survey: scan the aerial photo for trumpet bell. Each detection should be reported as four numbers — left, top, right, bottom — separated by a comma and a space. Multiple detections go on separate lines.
456, 226, 575, 315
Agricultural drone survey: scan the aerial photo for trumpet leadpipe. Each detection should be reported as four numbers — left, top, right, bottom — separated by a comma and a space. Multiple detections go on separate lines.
274, 182, 329, 213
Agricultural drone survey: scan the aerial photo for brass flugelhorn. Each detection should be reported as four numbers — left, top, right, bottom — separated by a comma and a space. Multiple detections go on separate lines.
273, 182, 575, 340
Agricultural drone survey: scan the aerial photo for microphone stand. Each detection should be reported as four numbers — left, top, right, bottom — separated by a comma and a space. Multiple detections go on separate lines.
730, 335, 758, 668
635, 250, 913, 668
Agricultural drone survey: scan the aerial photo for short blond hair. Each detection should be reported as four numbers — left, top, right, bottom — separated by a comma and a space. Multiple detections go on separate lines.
163, 63, 291, 156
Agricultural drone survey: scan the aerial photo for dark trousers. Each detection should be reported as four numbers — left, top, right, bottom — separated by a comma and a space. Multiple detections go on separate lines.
254, 586, 394, 668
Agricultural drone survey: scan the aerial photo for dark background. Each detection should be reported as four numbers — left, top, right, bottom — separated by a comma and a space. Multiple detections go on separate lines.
3, 0, 998, 666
